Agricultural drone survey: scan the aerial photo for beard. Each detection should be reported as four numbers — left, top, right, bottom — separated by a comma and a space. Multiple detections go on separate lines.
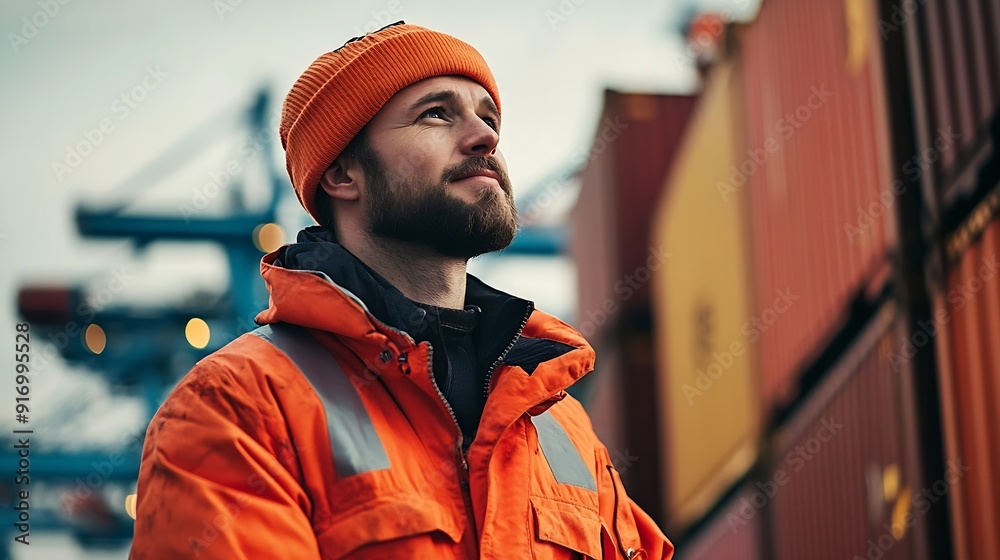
360, 150, 519, 260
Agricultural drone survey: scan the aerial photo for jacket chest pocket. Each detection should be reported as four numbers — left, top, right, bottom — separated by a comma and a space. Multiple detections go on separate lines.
527, 411, 647, 559
530, 494, 647, 560
316, 494, 464, 559
530, 495, 604, 559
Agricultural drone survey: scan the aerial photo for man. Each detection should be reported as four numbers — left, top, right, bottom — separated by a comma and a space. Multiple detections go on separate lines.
130, 22, 672, 559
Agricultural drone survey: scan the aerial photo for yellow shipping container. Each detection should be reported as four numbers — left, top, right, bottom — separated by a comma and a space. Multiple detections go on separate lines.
650, 59, 760, 532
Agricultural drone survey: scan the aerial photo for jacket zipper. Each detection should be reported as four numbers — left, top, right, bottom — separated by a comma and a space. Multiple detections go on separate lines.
329, 282, 478, 549
424, 343, 479, 549
482, 306, 533, 398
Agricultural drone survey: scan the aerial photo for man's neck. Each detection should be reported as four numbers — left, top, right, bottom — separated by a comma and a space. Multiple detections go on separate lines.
341, 233, 468, 310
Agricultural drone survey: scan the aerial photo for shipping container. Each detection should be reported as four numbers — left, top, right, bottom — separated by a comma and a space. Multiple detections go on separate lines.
571, 91, 698, 316
675, 487, 763, 560
931, 185, 1000, 560
649, 59, 760, 533
766, 303, 929, 560
739, 0, 897, 408
902, 0, 1000, 217
569, 91, 696, 522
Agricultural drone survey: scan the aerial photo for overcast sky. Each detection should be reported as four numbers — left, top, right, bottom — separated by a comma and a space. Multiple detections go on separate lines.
0, 0, 758, 555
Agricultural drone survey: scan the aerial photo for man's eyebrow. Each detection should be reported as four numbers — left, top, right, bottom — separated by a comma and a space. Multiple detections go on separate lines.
409, 90, 459, 112
408, 90, 500, 123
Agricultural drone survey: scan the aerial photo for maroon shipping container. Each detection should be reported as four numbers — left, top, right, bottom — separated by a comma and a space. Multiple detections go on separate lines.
766, 304, 929, 560
676, 488, 763, 560
739, 0, 896, 408
571, 91, 697, 315
932, 188, 1000, 560
569, 91, 696, 522
902, 0, 1000, 212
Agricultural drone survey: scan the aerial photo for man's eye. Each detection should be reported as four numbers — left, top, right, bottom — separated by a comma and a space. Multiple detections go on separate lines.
421, 107, 445, 120
482, 116, 499, 131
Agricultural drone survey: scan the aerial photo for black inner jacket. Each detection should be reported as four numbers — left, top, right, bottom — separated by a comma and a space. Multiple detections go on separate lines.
275, 226, 575, 449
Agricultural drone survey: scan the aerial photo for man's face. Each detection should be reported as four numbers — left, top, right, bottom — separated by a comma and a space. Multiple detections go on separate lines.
352, 75, 518, 260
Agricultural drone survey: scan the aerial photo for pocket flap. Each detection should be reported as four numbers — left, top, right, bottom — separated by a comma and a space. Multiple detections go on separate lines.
531, 495, 603, 558
320, 495, 463, 559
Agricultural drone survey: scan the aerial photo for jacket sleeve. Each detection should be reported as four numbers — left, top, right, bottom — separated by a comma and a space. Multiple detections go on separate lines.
129, 360, 319, 559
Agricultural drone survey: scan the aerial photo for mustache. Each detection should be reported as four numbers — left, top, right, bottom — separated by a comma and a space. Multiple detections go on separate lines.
442, 156, 512, 195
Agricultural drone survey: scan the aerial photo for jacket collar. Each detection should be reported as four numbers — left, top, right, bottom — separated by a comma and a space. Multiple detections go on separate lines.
254, 226, 595, 411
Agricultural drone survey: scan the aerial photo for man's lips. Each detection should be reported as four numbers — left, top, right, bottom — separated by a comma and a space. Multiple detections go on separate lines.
454, 169, 501, 184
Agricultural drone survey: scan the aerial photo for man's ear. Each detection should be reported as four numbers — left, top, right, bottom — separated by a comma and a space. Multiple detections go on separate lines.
319, 156, 362, 202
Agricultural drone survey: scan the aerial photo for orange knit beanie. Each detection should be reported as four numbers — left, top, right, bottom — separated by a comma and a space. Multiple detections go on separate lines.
280, 22, 501, 223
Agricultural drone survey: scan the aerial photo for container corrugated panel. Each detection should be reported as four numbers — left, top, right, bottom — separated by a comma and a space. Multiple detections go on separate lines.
767, 305, 928, 560
740, 0, 896, 408
650, 59, 760, 532
903, 0, 1000, 209
570, 116, 625, 454
569, 90, 696, 339
676, 488, 762, 560
606, 92, 697, 312
933, 189, 1000, 560
571, 128, 617, 338
569, 91, 696, 523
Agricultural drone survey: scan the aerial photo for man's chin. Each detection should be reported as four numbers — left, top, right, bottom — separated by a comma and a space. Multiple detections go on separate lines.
370, 225, 515, 260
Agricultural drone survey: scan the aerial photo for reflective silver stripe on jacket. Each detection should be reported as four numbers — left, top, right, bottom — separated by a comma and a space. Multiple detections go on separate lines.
252, 323, 390, 478
531, 410, 597, 491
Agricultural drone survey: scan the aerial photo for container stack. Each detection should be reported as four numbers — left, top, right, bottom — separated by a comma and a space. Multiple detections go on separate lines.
903, 1, 1000, 558
568, 0, 1000, 557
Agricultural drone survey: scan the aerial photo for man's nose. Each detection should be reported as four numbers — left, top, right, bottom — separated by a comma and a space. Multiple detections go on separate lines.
459, 116, 500, 156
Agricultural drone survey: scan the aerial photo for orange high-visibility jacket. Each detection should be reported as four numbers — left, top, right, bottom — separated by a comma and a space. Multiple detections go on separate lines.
130, 238, 673, 559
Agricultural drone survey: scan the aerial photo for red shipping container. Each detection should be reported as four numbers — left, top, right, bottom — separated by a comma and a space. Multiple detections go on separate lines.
739, 0, 896, 408
932, 188, 1000, 560
676, 488, 763, 560
570, 91, 696, 522
902, 0, 1000, 211
765, 303, 929, 560
571, 91, 697, 317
